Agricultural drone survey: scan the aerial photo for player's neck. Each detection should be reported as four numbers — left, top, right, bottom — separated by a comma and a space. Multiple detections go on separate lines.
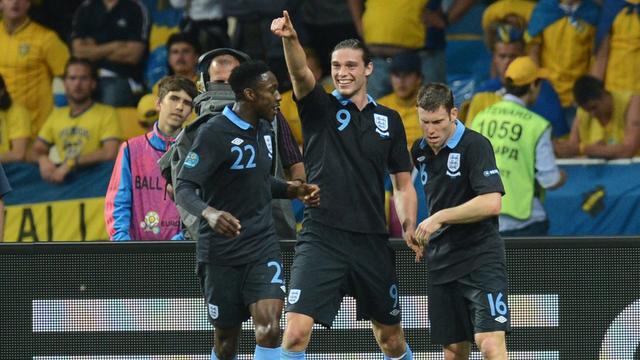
350, 89, 369, 111
232, 102, 259, 128
3, 16, 28, 34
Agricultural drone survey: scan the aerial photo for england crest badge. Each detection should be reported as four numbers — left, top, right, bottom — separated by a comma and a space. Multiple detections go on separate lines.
374, 113, 390, 137
446, 153, 461, 177
264, 135, 273, 158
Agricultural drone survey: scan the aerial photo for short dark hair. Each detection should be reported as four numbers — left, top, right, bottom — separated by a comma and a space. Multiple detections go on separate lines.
504, 77, 539, 97
166, 32, 200, 54
573, 75, 606, 106
332, 38, 372, 65
228, 61, 271, 100
417, 83, 455, 113
64, 57, 97, 80
157, 75, 198, 101
0, 74, 11, 110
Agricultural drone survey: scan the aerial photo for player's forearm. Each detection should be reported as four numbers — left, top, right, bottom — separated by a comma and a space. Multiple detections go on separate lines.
282, 36, 316, 97
435, 192, 502, 225
393, 184, 417, 233
286, 162, 306, 183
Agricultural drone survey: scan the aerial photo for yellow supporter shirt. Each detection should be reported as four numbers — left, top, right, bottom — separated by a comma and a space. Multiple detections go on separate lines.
604, 6, 640, 93
577, 91, 639, 155
362, 0, 428, 49
376, 93, 422, 149
38, 103, 123, 162
0, 19, 70, 137
0, 104, 31, 154
529, 18, 596, 107
465, 92, 503, 126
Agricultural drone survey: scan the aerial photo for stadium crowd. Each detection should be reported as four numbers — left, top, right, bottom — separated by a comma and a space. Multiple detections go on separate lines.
0, 0, 638, 241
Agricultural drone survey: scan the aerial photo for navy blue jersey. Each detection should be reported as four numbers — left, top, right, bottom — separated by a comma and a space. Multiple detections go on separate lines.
177, 106, 279, 265
411, 121, 505, 284
296, 85, 412, 234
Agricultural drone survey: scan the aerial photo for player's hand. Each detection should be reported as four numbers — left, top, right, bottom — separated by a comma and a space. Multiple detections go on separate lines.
270, 10, 297, 39
288, 182, 320, 207
202, 207, 241, 237
414, 217, 442, 248
403, 224, 424, 262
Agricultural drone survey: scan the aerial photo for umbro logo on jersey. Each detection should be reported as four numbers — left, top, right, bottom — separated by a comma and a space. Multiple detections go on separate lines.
117, 18, 127, 28
390, 309, 401, 316
231, 138, 244, 145
417, 156, 426, 162
495, 316, 508, 324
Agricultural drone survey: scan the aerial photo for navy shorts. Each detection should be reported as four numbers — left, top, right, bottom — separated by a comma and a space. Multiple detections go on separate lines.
428, 261, 511, 345
285, 221, 402, 327
197, 252, 286, 328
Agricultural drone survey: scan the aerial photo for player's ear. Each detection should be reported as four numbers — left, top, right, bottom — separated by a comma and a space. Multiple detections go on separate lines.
243, 88, 256, 102
450, 107, 459, 121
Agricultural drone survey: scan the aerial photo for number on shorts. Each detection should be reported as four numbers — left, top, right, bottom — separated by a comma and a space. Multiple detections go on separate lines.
487, 292, 508, 316
267, 261, 284, 284
389, 284, 398, 308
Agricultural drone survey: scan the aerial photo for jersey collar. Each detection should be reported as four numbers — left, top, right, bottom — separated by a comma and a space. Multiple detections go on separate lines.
503, 93, 526, 107
418, 119, 465, 150
446, 119, 465, 149
150, 122, 176, 151
331, 89, 377, 107
223, 106, 253, 130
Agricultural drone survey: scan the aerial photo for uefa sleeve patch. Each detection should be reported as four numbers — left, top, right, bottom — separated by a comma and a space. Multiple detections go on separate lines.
184, 152, 199, 168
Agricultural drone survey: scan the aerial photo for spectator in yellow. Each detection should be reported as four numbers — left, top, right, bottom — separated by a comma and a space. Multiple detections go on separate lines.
377, 51, 423, 149
592, 0, 640, 94
526, 0, 599, 122
466, 22, 568, 138
554, 75, 640, 159
32, 58, 122, 184
0, 75, 30, 163
348, 0, 429, 99
0, 0, 70, 137
151, 33, 200, 94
